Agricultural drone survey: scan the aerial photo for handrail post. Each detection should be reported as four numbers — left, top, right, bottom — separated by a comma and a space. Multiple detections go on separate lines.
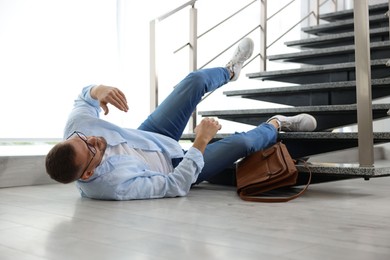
189, 5, 198, 132
150, 19, 158, 113
260, 0, 267, 71
353, 0, 374, 167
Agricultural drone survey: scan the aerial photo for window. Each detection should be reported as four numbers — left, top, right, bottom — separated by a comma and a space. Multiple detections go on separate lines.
0, 0, 119, 138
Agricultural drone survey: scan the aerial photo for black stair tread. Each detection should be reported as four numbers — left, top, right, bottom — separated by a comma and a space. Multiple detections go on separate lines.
204, 163, 389, 187
222, 78, 390, 106
198, 103, 390, 118
268, 41, 390, 65
297, 161, 390, 178
246, 59, 388, 84
302, 13, 388, 36
198, 103, 390, 131
199, 163, 387, 187
319, 3, 388, 22
224, 78, 390, 97
182, 132, 390, 141
285, 27, 389, 49
181, 132, 390, 159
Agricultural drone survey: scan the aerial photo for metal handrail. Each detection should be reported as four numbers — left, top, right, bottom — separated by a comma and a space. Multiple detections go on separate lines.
267, 11, 316, 49
156, 0, 197, 22
199, 30, 260, 102
173, 0, 258, 54
150, 0, 198, 112
267, 0, 296, 21
199, 27, 260, 70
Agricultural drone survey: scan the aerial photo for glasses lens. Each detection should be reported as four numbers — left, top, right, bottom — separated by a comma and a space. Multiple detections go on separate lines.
67, 131, 97, 155
76, 132, 87, 141
87, 143, 97, 155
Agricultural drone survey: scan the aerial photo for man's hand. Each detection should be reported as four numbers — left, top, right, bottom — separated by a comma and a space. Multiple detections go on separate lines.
193, 118, 222, 154
90, 85, 129, 115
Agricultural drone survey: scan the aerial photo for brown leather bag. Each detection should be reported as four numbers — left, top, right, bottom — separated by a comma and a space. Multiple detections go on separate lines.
236, 142, 311, 202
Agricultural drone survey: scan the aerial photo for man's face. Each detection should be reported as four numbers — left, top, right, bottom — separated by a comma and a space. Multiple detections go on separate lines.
65, 132, 107, 180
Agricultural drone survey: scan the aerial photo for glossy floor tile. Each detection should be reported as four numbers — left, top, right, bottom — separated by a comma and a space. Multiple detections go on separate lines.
0, 177, 389, 260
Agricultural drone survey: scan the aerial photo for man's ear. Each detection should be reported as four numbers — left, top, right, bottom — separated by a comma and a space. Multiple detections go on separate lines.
81, 171, 94, 180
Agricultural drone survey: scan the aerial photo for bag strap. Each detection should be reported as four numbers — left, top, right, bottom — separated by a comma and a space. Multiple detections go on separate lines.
238, 160, 312, 203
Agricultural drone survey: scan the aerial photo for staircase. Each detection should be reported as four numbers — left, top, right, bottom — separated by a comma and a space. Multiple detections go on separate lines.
182, 2, 390, 185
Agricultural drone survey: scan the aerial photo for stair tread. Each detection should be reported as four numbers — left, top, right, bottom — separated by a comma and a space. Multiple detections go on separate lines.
246, 58, 388, 80
181, 132, 390, 141
319, 3, 388, 22
285, 27, 388, 48
198, 104, 390, 131
224, 78, 390, 97
223, 77, 390, 106
181, 132, 390, 159
302, 13, 388, 35
297, 161, 390, 177
199, 103, 390, 116
268, 41, 390, 62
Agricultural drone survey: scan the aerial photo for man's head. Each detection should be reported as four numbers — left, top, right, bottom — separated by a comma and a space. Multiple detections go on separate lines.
45, 131, 107, 184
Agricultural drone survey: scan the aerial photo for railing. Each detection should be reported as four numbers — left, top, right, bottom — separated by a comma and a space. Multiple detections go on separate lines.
149, 0, 197, 114
150, 0, 339, 113
150, 0, 376, 167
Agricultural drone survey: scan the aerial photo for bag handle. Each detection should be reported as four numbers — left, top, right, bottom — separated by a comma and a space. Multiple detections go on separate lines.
238, 160, 312, 203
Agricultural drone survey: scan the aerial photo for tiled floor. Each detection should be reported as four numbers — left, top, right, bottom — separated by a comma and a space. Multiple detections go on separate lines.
0, 177, 389, 260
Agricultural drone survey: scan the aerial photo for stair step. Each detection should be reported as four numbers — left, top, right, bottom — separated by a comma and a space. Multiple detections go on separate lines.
285, 27, 389, 49
223, 78, 390, 106
181, 132, 390, 158
203, 163, 389, 187
319, 3, 388, 22
302, 13, 388, 36
268, 41, 390, 65
246, 59, 389, 84
297, 161, 390, 178
198, 103, 390, 131
278, 132, 390, 158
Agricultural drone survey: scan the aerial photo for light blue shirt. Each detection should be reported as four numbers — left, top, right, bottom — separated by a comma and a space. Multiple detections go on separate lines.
65, 85, 204, 200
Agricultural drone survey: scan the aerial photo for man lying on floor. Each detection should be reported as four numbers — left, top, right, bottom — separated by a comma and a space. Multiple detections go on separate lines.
45, 38, 317, 200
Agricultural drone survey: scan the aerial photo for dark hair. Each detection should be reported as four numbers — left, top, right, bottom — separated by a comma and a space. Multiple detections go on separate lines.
45, 142, 81, 184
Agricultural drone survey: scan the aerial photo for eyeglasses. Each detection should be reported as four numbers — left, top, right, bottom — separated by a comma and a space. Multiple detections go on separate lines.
66, 131, 97, 178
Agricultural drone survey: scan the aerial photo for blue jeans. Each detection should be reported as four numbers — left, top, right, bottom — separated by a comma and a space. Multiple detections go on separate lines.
138, 67, 277, 184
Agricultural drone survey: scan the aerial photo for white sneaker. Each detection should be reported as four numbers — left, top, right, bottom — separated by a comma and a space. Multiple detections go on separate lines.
226, 38, 254, 81
267, 114, 317, 132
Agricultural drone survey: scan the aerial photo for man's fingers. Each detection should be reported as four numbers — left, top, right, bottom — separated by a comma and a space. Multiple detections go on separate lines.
112, 89, 129, 111
101, 103, 109, 115
203, 117, 221, 129
106, 91, 129, 112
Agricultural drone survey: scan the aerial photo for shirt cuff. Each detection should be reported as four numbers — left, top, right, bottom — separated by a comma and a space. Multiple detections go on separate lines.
185, 146, 204, 170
